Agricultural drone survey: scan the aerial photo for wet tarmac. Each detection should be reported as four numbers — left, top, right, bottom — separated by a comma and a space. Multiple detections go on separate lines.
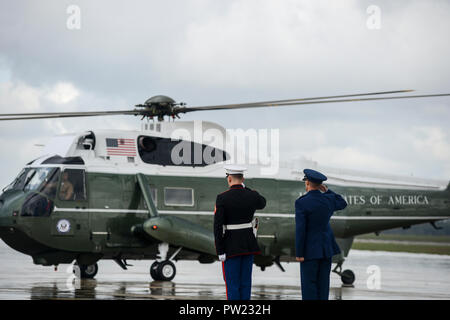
0, 241, 449, 300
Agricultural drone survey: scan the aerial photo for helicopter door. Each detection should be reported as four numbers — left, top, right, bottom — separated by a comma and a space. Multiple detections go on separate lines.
87, 173, 153, 249
87, 172, 125, 250
51, 168, 90, 247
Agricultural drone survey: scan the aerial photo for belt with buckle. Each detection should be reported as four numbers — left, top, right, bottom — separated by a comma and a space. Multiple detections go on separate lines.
223, 222, 253, 231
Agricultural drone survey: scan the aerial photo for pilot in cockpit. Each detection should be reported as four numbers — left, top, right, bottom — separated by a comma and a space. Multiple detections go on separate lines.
59, 171, 74, 200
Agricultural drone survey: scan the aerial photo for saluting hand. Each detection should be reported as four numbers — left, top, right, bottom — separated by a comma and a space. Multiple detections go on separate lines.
318, 184, 328, 193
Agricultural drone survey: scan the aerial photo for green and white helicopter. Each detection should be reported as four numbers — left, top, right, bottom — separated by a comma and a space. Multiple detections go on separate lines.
0, 91, 449, 285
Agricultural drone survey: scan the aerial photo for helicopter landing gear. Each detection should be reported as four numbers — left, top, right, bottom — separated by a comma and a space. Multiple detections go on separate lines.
332, 261, 355, 286
150, 260, 176, 281
73, 262, 98, 279
150, 243, 182, 281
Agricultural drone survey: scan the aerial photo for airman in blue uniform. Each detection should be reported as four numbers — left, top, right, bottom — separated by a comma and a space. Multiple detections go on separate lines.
295, 169, 347, 300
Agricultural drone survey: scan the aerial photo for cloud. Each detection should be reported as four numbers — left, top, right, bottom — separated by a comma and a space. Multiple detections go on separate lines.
411, 126, 450, 161
0, 81, 42, 112
309, 146, 402, 173
279, 121, 450, 179
46, 82, 79, 104
1, 0, 450, 96
158, 0, 450, 93
0, 80, 81, 114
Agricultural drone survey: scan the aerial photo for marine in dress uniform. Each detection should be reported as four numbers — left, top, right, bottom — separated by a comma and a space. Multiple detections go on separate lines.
295, 169, 347, 300
213, 165, 266, 300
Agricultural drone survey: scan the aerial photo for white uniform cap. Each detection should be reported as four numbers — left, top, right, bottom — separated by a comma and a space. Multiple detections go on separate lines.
224, 165, 247, 175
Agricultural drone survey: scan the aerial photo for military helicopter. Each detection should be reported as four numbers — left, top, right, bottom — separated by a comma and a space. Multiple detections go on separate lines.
0, 90, 449, 285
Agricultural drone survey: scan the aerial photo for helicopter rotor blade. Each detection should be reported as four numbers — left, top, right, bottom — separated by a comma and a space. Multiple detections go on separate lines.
188, 89, 415, 110
179, 93, 450, 113
1, 90, 449, 121
0, 110, 140, 121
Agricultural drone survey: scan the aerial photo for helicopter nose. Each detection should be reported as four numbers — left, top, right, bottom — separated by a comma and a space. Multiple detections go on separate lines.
0, 200, 10, 227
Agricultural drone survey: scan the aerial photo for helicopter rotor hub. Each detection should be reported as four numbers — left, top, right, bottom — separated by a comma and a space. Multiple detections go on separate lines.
134, 95, 185, 121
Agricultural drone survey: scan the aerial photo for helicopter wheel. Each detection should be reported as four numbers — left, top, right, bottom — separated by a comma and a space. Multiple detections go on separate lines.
74, 262, 98, 279
150, 261, 160, 280
341, 269, 355, 285
150, 260, 176, 281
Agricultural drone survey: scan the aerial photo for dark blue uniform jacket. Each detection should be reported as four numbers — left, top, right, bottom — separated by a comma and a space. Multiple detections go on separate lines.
214, 184, 266, 258
295, 189, 347, 260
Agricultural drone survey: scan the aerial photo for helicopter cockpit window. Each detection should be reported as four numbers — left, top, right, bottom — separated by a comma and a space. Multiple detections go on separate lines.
21, 168, 60, 217
23, 168, 55, 192
3, 168, 28, 192
59, 169, 87, 201
138, 135, 229, 167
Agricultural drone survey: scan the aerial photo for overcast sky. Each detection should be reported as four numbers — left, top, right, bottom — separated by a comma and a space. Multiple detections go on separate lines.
1, 0, 450, 188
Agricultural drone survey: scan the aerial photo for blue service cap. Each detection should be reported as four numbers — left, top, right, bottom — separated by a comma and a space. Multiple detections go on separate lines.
302, 169, 327, 184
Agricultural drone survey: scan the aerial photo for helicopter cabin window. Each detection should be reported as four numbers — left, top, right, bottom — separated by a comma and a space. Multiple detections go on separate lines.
138, 135, 229, 167
59, 169, 86, 201
164, 187, 194, 207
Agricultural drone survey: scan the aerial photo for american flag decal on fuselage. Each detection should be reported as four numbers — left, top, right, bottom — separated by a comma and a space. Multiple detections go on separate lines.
106, 138, 136, 156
